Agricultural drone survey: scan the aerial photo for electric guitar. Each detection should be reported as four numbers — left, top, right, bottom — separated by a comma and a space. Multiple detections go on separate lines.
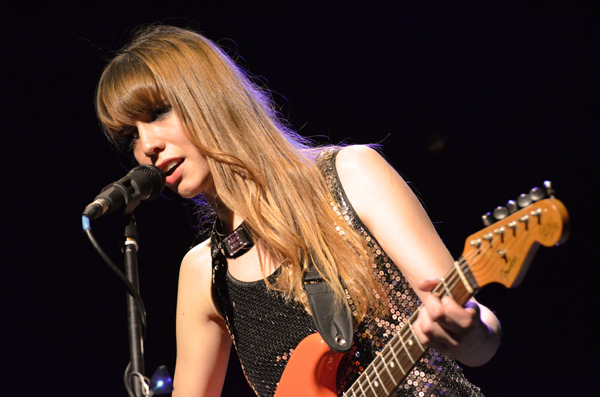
275, 184, 570, 397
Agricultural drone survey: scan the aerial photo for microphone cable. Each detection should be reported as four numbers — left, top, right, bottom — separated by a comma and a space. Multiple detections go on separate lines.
82, 215, 148, 333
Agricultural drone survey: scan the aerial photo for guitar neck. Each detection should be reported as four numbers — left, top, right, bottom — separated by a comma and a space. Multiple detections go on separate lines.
275, 197, 567, 397
344, 261, 477, 397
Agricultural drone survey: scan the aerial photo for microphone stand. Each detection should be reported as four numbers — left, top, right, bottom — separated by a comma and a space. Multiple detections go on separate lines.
123, 214, 147, 396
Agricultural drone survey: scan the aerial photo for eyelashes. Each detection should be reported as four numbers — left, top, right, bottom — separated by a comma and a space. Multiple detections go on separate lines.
115, 127, 139, 154
114, 105, 172, 154
149, 106, 172, 122
127, 129, 140, 152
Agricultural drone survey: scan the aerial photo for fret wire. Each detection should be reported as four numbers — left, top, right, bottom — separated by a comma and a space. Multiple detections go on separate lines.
372, 349, 389, 379
407, 321, 425, 352
399, 326, 416, 364
443, 273, 457, 292
440, 277, 452, 296
445, 269, 464, 296
380, 347, 399, 385
446, 272, 461, 293
427, 267, 465, 303
364, 371, 377, 396
370, 349, 397, 396
373, 364, 390, 396
388, 340, 406, 375
368, 355, 382, 393
346, 250, 487, 396
356, 376, 366, 395
432, 268, 456, 297
448, 274, 468, 304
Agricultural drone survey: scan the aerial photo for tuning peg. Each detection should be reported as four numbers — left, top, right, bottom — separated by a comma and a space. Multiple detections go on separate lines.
506, 199, 518, 214
543, 180, 555, 198
482, 212, 494, 226
492, 206, 509, 220
516, 193, 532, 208
529, 186, 546, 201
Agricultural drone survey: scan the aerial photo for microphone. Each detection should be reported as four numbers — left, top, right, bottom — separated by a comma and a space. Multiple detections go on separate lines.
83, 165, 166, 220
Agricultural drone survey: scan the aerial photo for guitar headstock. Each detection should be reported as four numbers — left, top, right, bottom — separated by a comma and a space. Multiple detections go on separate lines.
462, 182, 570, 290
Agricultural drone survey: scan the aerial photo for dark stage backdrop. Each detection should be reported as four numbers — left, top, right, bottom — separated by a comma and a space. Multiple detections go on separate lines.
3, 1, 598, 396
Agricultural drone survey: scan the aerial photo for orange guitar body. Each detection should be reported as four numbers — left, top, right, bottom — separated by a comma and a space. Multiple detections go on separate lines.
275, 333, 342, 397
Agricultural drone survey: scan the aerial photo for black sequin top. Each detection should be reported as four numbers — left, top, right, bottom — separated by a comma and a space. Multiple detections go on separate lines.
211, 149, 484, 396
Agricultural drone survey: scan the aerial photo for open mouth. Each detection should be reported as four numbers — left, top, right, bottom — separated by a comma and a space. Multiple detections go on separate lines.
164, 159, 184, 177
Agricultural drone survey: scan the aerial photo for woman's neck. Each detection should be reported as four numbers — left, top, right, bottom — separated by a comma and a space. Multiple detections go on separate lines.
206, 191, 243, 234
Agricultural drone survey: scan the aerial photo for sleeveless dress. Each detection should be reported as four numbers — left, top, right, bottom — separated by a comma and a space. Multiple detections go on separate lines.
211, 149, 484, 397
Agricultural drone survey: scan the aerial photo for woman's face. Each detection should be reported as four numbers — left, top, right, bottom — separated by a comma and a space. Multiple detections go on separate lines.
132, 108, 213, 199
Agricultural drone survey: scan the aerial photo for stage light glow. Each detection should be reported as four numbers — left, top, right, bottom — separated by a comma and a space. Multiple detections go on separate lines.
150, 365, 173, 395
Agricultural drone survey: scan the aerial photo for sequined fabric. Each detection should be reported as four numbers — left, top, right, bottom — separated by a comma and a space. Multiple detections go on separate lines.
211, 260, 318, 396
319, 149, 484, 397
211, 148, 484, 396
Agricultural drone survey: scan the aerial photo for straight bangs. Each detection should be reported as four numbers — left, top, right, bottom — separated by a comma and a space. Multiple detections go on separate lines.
94, 25, 383, 319
96, 54, 167, 144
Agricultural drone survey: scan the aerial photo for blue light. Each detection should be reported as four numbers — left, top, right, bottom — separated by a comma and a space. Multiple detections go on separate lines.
149, 365, 173, 395
82, 215, 91, 231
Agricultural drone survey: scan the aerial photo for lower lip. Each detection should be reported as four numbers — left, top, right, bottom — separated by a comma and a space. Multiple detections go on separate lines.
165, 161, 184, 185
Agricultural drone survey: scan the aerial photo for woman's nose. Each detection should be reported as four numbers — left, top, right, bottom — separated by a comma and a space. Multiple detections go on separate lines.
135, 122, 165, 163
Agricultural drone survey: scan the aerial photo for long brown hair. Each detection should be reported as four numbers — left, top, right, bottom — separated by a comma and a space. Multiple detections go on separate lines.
96, 25, 384, 320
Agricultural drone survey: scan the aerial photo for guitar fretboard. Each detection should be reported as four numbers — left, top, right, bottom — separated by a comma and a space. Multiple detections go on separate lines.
343, 259, 477, 397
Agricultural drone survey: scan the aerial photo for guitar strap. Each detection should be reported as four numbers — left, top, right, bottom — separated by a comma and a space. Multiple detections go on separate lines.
302, 258, 353, 353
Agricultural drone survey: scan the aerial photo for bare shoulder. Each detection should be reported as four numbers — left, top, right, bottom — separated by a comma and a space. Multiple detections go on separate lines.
335, 145, 387, 175
335, 145, 405, 192
180, 239, 211, 285
335, 144, 454, 287
178, 239, 220, 318
181, 239, 212, 276
335, 145, 413, 219
174, 239, 232, 396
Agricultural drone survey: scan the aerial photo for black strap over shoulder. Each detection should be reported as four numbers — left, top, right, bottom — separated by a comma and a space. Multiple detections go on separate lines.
303, 260, 353, 353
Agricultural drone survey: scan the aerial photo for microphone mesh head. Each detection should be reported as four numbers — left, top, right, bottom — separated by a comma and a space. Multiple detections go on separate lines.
132, 165, 166, 200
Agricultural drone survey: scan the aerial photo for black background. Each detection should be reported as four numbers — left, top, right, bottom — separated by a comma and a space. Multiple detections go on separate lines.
3, 1, 598, 396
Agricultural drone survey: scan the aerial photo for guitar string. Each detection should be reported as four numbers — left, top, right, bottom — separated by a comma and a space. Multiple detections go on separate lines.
345, 240, 498, 397
348, 209, 539, 396
347, 263, 471, 396
347, 204, 542, 395
462, 216, 525, 287
346, 266, 467, 396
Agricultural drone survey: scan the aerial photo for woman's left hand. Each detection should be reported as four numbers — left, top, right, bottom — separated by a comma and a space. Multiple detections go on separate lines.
412, 278, 501, 367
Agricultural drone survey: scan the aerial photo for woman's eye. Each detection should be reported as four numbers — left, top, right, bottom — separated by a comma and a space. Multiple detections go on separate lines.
150, 106, 172, 122
116, 128, 139, 154
129, 129, 140, 150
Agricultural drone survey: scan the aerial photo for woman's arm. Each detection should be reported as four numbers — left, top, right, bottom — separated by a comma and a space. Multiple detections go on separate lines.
335, 145, 500, 367
172, 241, 232, 396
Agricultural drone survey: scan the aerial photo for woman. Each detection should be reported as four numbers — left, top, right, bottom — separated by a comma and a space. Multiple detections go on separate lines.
95, 25, 500, 396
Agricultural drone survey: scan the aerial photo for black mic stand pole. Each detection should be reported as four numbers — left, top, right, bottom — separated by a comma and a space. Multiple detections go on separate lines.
123, 214, 147, 396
